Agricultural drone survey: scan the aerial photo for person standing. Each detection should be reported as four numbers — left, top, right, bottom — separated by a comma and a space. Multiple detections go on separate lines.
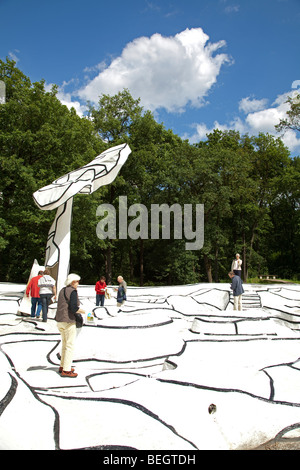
95, 276, 107, 306
38, 268, 56, 322
55, 273, 85, 378
116, 275, 127, 307
228, 271, 244, 311
231, 253, 242, 278
26, 270, 44, 318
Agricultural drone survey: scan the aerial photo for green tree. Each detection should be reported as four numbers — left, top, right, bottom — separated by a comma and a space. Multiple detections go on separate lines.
88, 89, 145, 283
241, 133, 290, 279
2, 61, 298, 287
192, 131, 250, 281
0, 58, 102, 282
192, 130, 291, 282
268, 156, 300, 279
89, 89, 143, 143
276, 92, 300, 133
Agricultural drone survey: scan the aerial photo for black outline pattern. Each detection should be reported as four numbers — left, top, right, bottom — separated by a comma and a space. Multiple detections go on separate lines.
1, 283, 300, 450
33, 144, 130, 210
31, 144, 131, 296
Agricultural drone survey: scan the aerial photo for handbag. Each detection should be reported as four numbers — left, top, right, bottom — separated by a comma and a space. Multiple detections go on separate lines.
74, 312, 83, 328
63, 288, 83, 328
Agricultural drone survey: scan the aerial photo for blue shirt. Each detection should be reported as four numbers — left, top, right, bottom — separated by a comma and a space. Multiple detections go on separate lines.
231, 275, 244, 296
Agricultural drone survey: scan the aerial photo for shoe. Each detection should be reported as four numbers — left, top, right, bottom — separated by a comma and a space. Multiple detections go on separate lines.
61, 370, 78, 378
42, 319, 47, 322
59, 367, 75, 374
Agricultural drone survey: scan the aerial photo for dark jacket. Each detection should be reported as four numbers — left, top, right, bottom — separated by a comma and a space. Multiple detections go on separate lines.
117, 281, 127, 303
230, 275, 244, 296
55, 286, 80, 323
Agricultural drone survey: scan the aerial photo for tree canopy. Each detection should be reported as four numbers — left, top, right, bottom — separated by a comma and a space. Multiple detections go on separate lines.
1, 58, 299, 285
276, 92, 300, 133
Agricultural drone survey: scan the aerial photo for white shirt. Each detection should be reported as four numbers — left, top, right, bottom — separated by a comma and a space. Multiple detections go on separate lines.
232, 259, 242, 271
38, 275, 55, 294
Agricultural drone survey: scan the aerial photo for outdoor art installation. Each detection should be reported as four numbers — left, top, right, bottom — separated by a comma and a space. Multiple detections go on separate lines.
32, 143, 131, 295
2, 141, 300, 451
1, 281, 300, 450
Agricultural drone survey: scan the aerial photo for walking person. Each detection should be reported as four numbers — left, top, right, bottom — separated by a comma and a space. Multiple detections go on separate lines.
228, 271, 244, 311
26, 270, 44, 318
95, 276, 107, 306
38, 268, 56, 322
55, 273, 85, 378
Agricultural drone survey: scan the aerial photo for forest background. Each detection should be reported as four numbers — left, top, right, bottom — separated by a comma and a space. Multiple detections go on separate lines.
0, 58, 299, 286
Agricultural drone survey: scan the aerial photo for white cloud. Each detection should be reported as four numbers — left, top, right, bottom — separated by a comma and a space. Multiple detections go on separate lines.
220, 0, 240, 13
244, 91, 300, 151
245, 107, 283, 133
57, 92, 87, 117
224, 5, 240, 13
83, 61, 107, 75
185, 117, 247, 144
239, 96, 268, 113
44, 82, 87, 117
188, 89, 300, 154
77, 28, 232, 113
8, 49, 20, 64
185, 123, 211, 142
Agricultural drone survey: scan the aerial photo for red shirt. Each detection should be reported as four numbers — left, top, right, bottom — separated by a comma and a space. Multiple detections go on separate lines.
95, 280, 107, 295
26, 275, 43, 298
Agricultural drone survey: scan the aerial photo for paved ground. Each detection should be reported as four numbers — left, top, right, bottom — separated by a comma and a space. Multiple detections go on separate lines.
256, 438, 300, 450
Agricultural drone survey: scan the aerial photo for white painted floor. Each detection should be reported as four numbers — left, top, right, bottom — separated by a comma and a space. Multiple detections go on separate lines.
1, 281, 300, 450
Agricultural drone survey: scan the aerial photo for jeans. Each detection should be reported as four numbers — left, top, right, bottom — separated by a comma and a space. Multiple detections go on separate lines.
31, 297, 42, 317
40, 293, 52, 321
96, 294, 105, 306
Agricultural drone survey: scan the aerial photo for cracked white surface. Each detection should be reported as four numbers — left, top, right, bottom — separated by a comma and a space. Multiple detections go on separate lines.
1, 281, 300, 450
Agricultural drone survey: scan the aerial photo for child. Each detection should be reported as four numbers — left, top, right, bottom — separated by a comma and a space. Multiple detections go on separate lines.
95, 276, 107, 306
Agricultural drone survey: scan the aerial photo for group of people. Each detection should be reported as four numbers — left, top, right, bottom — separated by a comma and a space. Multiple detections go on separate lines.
26, 255, 243, 380
27, 270, 128, 320
26, 271, 128, 378
55, 273, 127, 378
26, 268, 56, 322
55, 261, 243, 379
229, 253, 244, 311
95, 275, 127, 307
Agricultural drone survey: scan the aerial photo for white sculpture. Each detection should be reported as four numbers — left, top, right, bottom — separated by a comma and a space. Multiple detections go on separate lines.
32, 143, 131, 294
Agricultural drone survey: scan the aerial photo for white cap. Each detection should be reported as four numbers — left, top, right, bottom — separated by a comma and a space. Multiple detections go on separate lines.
64, 273, 81, 286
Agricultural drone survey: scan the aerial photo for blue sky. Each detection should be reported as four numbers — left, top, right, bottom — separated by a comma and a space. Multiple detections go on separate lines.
1, 0, 300, 155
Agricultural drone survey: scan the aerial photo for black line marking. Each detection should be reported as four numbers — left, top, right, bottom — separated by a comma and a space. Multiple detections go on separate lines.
36, 392, 198, 450
0, 373, 17, 417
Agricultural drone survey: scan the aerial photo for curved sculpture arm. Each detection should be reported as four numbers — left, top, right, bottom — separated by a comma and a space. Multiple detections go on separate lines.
33, 143, 131, 211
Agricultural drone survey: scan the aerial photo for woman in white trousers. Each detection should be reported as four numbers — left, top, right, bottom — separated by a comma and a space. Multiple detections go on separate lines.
55, 274, 85, 377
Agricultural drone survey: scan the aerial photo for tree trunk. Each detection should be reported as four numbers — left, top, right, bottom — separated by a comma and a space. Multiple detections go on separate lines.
244, 222, 257, 282
105, 245, 112, 284
214, 247, 219, 282
129, 246, 134, 283
140, 239, 144, 286
204, 254, 213, 282
243, 233, 247, 282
